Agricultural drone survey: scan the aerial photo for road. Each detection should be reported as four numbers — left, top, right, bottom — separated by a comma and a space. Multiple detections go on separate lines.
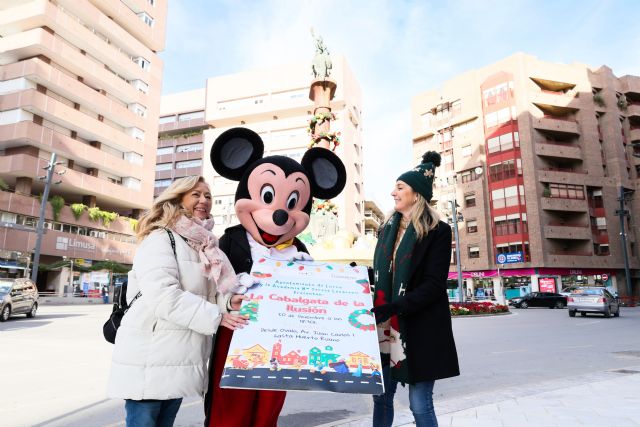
1, 304, 639, 426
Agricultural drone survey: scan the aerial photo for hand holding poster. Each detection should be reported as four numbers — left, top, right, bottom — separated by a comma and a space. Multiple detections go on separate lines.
220, 258, 384, 394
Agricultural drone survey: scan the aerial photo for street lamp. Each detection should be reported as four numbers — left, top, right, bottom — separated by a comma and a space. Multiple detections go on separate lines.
30, 153, 65, 283
616, 186, 634, 297
447, 199, 465, 303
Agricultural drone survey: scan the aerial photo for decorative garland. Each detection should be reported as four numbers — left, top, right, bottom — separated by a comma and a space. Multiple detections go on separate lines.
307, 112, 335, 134
308, 131, 341, 151
348, 309, 376, 331
313, 199, 338, 216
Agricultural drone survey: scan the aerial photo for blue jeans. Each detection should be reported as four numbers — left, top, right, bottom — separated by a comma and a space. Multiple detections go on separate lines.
124, 398, 182, 427
373, 365, 437, 427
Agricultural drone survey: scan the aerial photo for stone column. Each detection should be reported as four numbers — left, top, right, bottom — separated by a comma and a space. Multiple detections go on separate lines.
530, 274, 540, 292
82, 195, 97, 208
308, 79, 337, 149
15, 177, 33, 195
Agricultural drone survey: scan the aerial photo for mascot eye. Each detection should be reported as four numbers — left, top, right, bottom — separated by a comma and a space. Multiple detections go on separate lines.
260, 185, 275, 204
287, 191, 299, 210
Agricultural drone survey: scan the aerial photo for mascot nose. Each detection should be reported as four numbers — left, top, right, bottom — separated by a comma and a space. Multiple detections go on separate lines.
272, 209, 289, 226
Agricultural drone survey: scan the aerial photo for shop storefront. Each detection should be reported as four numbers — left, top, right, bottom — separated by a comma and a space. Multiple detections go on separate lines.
538, 268, 615, 294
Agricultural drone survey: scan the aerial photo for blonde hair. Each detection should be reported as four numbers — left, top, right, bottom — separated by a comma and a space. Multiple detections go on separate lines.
384, 194, 440, 240
136, 176, 208, 240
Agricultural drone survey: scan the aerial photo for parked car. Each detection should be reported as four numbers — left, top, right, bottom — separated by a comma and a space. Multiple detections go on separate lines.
508, 292, 567, 309
567, 287, 620, 318
559, 285, 606, 297
0, 278, 39, 322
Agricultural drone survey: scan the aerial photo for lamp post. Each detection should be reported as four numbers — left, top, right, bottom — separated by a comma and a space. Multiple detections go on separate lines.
448, 199, 464, 303
30, 153, 64, 283
616, 186, 633, 296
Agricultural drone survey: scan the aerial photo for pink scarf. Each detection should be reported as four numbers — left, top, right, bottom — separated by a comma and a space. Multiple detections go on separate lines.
173, 215, 238, 294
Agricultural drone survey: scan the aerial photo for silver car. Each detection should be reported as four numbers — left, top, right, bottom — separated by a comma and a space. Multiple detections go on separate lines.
567, 287, 620, 318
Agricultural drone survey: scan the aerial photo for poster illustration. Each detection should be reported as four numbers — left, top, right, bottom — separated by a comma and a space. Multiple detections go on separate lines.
220, 258, 384, 394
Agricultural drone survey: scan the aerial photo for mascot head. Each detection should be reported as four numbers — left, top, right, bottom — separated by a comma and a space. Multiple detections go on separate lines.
210, 127, 346, 247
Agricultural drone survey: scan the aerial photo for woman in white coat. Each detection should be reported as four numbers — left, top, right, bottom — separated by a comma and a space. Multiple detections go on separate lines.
107, 176, 247, 427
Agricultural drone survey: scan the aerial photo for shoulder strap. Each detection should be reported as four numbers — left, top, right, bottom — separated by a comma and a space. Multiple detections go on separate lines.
128, 229, 177, 309
166, 228, 177, 257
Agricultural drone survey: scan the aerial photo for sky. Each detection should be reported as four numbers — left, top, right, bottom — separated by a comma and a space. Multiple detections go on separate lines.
159, 0, 640, 211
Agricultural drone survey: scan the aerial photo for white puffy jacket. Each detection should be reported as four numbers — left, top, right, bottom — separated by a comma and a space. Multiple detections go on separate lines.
107, 228, 229, 400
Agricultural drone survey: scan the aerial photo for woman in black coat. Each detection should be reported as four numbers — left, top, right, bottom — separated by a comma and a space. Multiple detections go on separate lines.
370, 152, 459, 427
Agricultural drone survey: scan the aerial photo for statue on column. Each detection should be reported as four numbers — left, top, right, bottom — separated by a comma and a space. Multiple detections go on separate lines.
311, 30, 332, 79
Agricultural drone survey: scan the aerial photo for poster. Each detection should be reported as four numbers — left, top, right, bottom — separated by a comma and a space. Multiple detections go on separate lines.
539, 277, 556, 293
220, 258, 384, 394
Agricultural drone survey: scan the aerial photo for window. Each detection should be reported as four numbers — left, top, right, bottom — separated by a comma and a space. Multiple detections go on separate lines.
155, 179, 172, 188
465, 194, 476, 208
159, 115, 175, 125
468, 246, 480, 259
132, 80, 149, 94
156, 146, 173, 156
137, 12, 154, 27
489, 160, 517, 180
483, 81, 514, 106
129, 103, 147, 118
494, 213, 528, 235
176, 143, 203, 153
487, 132, 519, 153
460, 169, 480, 183
466, 219, 478, 233
175, 159, 202, 169
461, 145, 472, 158
178, 111, 204, 121
133, 57, 151, 71
549, 183, 585, 199
155, 163, 172, 171
484, 107, 515, 128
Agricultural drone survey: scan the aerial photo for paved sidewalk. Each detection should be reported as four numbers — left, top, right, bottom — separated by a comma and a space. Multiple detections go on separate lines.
321, 366, 640, 427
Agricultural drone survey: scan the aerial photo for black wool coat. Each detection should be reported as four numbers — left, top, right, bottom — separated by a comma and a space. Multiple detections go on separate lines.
379, 220, 460, 382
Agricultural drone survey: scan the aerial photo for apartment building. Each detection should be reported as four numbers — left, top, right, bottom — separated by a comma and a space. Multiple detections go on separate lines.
155, 89, 208, 197
200, 56, 365, 237
412, 53, 640, 299
364, 200, 385, 237
0, 0, 167, 292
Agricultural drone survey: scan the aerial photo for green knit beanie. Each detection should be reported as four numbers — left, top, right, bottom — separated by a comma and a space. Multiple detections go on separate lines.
397, 151, 441, 202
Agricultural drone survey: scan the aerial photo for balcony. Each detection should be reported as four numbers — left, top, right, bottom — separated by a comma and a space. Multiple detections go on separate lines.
535, 140, 582, 161
538, 168, 588, 185
544, 223, 591, 240
0, 89, 140, 153
0, 153, 150, 209
627, 102, 640, 118
1, 58, 144, 130
0, 121, 144, 181
533, 115, 579, 135
540, 196, 587, 212
529, 90, 580, 109
0, 28, 146, 105
159, 119, 207, 134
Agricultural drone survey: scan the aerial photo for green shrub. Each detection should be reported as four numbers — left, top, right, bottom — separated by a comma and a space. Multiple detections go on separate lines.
70, 203, 87, 220
49, 195, 65, 221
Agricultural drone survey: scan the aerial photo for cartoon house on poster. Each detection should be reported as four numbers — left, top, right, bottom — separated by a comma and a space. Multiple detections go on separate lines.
309, 346, 341, 367
242, 344, 270, 367
272, 341, 308, 366
347, 351, 373, 368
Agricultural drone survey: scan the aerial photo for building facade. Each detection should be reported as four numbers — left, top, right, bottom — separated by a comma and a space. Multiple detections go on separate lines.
200, 57, 365, 237
155, 89, 208, 197
412, 53, 640, 299
0, 0, 167, 293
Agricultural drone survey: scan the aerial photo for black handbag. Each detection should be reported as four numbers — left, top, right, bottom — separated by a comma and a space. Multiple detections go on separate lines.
103, 229, 177, 344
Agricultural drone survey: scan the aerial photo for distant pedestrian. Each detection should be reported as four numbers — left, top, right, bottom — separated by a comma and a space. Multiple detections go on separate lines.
101, 285, 109, 304
371, 152, 460, 427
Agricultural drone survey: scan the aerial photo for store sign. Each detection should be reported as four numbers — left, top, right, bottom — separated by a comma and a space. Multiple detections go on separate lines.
55, 237, 96, 251
496, 252, 523, 264
539, 277, 556, 293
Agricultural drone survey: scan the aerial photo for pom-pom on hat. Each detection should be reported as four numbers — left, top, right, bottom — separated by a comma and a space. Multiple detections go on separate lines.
396, 151, 441, 203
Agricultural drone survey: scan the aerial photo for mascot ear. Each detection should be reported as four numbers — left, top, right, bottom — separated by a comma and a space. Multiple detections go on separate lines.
301, 148, 347, 199
210, 127, 264, 181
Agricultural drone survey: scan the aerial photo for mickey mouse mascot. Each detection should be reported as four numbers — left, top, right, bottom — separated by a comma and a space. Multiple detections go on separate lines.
205, 127, 346, 427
